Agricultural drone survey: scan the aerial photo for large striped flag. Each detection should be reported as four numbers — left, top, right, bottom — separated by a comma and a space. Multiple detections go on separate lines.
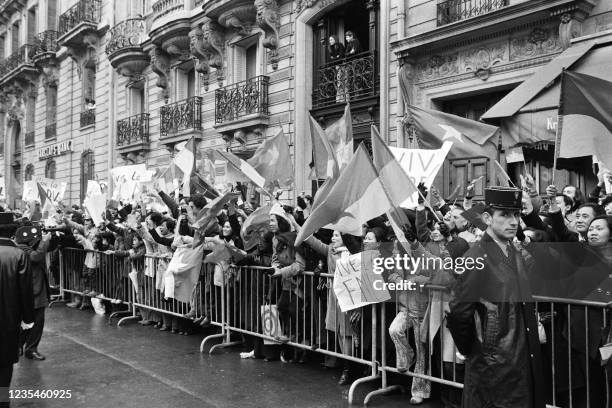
370, 125, 416, 245
295, 144, 393, 245
325, 103, 353, 170
214, 150, 267, 191
408, 104, 506, 158
247, 130, 294, 191
173, 137, 196, 196
557, 71, 612, 169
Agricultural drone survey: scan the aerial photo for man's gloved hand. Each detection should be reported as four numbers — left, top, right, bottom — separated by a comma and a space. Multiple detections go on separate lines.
401, 224, 418, 243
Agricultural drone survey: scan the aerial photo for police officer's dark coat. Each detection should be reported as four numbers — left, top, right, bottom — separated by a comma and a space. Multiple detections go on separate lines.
0, 238, 34, 366
447, 232, 545, 408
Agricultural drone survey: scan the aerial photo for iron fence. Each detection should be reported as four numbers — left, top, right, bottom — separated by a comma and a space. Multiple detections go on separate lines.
160, 96, 202, 136
117, 113, 149, 146
437, 0, 508, 26
215, 75, 269, 124
58, 0, 101, 36
105, 18, 146, 56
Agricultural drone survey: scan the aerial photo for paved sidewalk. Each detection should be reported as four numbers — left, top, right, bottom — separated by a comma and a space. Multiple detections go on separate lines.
10, 306, 445, 408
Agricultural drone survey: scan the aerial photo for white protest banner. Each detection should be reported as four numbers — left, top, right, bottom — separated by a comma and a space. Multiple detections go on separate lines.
333, 251, 390, 312
23, 180, 38, 202
86, 180, 103, 198
110, 164, 152, 201
37, 178, 67, 203
389, 142, 451, 208
83, 194, 106, 226
0, 176, 4, 200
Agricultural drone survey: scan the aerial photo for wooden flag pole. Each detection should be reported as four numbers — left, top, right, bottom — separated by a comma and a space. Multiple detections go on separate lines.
552, 69, 567, 187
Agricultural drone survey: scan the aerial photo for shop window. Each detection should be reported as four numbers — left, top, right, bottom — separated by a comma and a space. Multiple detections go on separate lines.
45, 159, 56, 179
24, 164, 34, 181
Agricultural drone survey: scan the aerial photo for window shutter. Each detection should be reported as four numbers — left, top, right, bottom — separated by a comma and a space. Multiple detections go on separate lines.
233, 46, 246, 83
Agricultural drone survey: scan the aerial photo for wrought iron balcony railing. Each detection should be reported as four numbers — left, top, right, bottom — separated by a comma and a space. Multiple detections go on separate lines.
117, 113, 150, 146
0, 44, 36, 78
152, 0, 185, 24
161, 96, 202, 136
313, 51, 376, 109
33, 30, 60, 55
106, 18, 146, 56
80, 108, 95, 127
58, 0, 101, 36
24, 131, 35, 147
437, 0, 508, 26
45, 123, 56, 140
215, 76, 269, 124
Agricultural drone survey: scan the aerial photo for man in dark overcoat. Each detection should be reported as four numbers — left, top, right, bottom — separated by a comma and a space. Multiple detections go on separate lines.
447, 187, 545, 408
0, 212, 34, 407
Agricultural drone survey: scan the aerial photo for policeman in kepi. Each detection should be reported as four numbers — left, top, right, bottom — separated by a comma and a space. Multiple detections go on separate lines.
447, 187, 545, 408
15, 222, 53, 361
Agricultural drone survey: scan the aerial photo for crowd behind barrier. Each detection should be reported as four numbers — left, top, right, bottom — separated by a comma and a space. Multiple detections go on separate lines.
52, 247, 610, 408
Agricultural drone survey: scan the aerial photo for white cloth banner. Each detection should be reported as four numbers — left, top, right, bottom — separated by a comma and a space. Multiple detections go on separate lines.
83, 194, 107, 226
23, 178, 67, 203
86, 180, 103, 198
110, 164, 152, 201
389, 142, 451, 208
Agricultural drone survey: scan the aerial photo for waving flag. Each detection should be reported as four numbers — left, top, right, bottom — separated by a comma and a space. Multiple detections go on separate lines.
409, 104, 506, 158
247, 130, 294, 191
174, 137, 196, 196
557, 71, 612, 169
295, 144, 392, 245
192, 192, 241, 248
309, 116, 339, 180
214, 150, 266, 191
37, 182, 56, 218
325, 103, 354, 170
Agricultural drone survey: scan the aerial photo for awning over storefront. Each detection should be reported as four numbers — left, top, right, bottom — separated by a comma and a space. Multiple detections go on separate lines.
481, 40, 596, 120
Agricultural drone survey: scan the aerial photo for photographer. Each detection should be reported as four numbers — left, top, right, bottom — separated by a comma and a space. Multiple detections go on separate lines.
16, 222, 53, 361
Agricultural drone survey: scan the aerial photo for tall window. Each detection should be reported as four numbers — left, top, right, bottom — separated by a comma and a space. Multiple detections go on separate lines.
46, 84, 57, 136
128, 81, 145, 116
0, 35, 5, 59
11, 21, 20, 52
13, 120, 21, 157
175, 65, 196, 101
83, 60, 96, 108
47, 0, 58, 30
24, 164, 34, 181
232, 36, 259, 83
0, 112, 5, 156
27, 7, 37, 44
45, 159, 56, 179
80, 150, 94, 202
26, 95, 36, 133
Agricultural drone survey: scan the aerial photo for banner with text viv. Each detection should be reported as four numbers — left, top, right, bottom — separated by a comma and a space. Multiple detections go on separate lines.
110, 164, 153, 201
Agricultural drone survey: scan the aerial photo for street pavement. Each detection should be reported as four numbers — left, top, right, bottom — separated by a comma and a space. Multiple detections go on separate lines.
10, 306, 445, 408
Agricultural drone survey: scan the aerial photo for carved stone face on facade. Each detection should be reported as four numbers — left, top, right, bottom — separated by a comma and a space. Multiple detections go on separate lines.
189, 28, 203, 54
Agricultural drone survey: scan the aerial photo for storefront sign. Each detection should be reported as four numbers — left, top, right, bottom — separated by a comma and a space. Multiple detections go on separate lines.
38, 140, 73, 160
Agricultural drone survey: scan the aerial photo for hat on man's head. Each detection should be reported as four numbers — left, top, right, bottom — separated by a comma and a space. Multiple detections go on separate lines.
0, 212, 18, 236
484, 187, 522, 211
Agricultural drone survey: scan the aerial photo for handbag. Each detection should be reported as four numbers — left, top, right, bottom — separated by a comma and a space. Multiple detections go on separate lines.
261, 304, 283, 345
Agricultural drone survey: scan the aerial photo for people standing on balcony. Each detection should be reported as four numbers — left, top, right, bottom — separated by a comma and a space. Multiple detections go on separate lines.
328, 35, 347, 104
344, 31, 361, 56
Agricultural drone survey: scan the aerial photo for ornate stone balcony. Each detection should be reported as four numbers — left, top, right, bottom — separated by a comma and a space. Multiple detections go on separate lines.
117, 113, 150, 156
58, 0, 102, 49
160, 96, 202, 146
31, 30, 60, 68
214, 75, 269, 142
313, 51, 377, 109
0, 44, 38, 86
106, 18, 149, 77
149, 0, 194, 61
437, 0, 509, 26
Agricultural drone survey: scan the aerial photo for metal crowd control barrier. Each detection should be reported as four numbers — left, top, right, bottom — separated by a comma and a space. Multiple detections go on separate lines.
222, 266, 379, 405
53, 249, 611, 407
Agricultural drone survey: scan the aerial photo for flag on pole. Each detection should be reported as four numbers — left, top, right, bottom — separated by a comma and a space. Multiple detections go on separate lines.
325, 103, 354, 170
557, 71, 612, 169
493, 160, 512, 187
37, 182, 55, 218
174, 137, 196, 196
370, 125, 417, 245
214, 150, 267, 191
408, 104, 506, 158
309, 116, 339, 180
247, 130, 294, 191
295, 144, 393, 245
192, 192, 241, 248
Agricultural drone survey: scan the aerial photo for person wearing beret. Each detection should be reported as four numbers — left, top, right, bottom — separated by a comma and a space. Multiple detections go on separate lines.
447, 187, 545, 408
0, 212, 35, 405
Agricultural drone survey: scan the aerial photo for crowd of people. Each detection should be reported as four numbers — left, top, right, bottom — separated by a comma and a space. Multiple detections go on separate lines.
1, 171, 611, 408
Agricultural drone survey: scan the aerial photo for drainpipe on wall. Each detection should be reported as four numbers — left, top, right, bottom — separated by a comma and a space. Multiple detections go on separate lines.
396, 0, 406, 148
379, 0, 390, 141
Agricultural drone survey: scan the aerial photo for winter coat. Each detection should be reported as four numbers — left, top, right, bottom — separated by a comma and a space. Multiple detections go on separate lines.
271, 232, 305, 296
17, 237, 51, 309
0, 238, 34, 365
447, 231, 545, 408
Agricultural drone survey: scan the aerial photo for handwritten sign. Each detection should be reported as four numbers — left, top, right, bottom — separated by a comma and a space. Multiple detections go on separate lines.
86, 180, 103, 198
333, 251, 390, 312
389, 142, 451, 208
110, 164, 152, 201
83, 194, 106, 226
23, 178, 67, 203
